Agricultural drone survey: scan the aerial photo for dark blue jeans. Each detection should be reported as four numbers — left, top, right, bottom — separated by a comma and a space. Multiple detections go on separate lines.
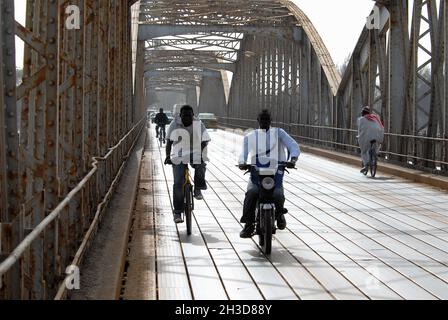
241, 181, 285, 224
156, 125, 166, 139
172, 163, 207, 214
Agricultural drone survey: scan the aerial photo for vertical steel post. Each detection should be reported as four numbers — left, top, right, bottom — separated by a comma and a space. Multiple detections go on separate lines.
1, 0, 21, 300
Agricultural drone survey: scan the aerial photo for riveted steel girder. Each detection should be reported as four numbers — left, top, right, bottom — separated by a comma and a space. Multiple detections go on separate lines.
336, 0, 448, 172
0, 0, 140, 299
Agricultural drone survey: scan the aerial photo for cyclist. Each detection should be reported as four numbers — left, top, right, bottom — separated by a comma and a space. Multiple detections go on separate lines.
155, 108, 170, 142
164, 105, 211, 223
357, 106, 384, 174
238, 109, 300, 238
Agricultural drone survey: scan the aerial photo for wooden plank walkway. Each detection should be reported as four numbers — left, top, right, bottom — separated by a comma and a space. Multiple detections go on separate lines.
123, 128, 448, 300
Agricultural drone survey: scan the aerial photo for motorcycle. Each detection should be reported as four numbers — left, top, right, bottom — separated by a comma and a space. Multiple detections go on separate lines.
239, 161, 295, 254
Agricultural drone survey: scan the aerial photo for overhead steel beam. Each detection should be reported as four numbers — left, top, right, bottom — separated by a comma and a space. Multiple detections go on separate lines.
145, 62, 235, 72
138, 25, 292, 40
145, 70, 223, 78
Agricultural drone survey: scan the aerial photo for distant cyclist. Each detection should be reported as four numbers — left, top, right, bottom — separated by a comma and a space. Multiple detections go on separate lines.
155, 108, 170, 142
357, 106, 384, 174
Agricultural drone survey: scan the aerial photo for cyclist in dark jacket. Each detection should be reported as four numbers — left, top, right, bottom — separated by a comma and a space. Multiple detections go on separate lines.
155, 108, 170, 142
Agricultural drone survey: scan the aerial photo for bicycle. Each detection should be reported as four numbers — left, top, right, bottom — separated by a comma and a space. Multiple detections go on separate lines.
182, 165, 194, 235
363, 140, 378, 177
157, 125, 166, 147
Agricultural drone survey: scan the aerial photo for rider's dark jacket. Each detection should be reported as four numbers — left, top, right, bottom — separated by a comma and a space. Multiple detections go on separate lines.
155, 113, 169, 126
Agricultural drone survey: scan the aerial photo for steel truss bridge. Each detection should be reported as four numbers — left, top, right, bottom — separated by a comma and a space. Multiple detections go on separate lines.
0, 0, 447, 300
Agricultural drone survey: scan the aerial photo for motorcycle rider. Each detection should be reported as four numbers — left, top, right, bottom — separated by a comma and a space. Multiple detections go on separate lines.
238, 109, 300, 238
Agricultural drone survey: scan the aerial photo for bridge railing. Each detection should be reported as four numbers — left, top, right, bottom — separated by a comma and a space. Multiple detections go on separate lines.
0, 117, 146, 300
218, 117, 448, 175
0, 0, 142, 299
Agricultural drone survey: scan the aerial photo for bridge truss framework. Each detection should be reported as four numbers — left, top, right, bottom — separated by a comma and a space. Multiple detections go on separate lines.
0, 0, 447, 300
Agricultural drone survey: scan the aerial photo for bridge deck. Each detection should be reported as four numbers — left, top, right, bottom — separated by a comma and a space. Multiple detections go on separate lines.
123, 128, 448, 300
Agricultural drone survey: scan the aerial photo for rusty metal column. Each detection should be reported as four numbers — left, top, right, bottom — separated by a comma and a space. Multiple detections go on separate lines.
58, 0, 74, 277
387, 1, 409, 161
21, 0, 46, 299
250, 36, 257, 116
276, 38, 282, 126
240, 50, 246, 120
271, 38, 279, 121
300, 36, 310, 139
291, 41, 299, 136
97, 0, 109, 203
426, 0, 445, 167
261, 37, 266, 111
241, 39, 249, 122
71, 0, 85, 253
0, 0, 21, 300
445, 0, 448, 172
368, 31, 377, 111
266, 38, 272, 115
186, 85, 198, 110
42, 0, 60, 298
0, 0, 7, 230
239, 47, 245, 122
284, 40, 292, 131
135, 40, 145, 124
253, 36, 260, 114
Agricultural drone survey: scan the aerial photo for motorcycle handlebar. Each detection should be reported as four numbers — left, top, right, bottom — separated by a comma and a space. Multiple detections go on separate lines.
237, 162, 297, 171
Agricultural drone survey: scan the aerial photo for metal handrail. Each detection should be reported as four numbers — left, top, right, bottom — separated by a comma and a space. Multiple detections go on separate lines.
218, 116, 448, 141
0, 117, 146, 281
218, 117, 448, 167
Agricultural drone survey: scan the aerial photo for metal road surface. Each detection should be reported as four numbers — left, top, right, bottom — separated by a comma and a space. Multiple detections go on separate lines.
122, 129, 448, 300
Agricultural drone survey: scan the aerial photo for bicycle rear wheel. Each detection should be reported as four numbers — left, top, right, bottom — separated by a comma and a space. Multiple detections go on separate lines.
185, 184, 193, 235
370, 148, 378, 178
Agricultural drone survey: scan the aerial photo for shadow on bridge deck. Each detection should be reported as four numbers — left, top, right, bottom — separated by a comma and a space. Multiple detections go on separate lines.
122, 128, 448, 300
